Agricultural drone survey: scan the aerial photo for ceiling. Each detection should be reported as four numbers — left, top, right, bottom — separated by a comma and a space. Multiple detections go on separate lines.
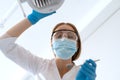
0, 0, 111, 31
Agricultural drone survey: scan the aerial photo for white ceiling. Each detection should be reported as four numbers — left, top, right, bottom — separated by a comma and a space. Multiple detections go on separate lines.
1, 0, 120, 80
0, 0, 111, 30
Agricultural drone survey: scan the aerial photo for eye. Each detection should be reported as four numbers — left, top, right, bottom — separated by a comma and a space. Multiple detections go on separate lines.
53, 32, 63, 39
68, 35, 76, 40
67, 32, 76, 40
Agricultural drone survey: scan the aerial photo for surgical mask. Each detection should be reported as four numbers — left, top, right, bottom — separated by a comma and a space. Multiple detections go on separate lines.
52, 38, 77, 60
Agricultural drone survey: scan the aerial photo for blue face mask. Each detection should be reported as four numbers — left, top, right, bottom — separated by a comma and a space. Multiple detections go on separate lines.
52, 38, 77, 60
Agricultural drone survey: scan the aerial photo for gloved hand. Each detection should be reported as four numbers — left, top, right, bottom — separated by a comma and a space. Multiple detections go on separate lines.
27, 10, 56, 24
76, 59, 97, 80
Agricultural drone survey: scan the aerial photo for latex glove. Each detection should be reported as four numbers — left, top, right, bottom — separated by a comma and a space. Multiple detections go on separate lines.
76, 59, 97, 80
27, 10, 56, 24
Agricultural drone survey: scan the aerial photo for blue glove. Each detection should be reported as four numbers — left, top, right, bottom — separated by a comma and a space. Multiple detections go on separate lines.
76, 59, 97, 80
27, 10, 56, 24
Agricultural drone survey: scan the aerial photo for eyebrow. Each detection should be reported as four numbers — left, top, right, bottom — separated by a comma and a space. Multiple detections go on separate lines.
52, 29, 77, 37
53, 29, 75, 33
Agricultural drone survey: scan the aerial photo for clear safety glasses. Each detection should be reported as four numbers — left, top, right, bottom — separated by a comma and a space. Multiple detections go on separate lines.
52, 29, 78, 41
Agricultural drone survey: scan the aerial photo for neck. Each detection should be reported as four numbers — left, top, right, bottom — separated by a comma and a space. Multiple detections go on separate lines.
55, 58, 74, 78
55, 58, 74, 69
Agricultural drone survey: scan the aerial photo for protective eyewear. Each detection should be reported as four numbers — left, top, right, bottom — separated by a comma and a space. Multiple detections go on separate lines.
52, 29, 78, 41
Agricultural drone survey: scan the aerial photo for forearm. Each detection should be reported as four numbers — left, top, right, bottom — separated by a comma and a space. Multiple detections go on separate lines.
6, 18, 32, 37
1, 10, 55, 38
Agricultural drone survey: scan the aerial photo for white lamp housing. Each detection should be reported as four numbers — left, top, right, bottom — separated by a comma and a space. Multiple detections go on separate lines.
26, 0, 64, 13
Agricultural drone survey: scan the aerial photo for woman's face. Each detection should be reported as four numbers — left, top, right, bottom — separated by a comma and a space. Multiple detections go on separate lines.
52, 24, 78, 60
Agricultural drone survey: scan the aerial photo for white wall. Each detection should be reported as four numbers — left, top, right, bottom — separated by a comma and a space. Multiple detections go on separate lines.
76, 0, 120, 79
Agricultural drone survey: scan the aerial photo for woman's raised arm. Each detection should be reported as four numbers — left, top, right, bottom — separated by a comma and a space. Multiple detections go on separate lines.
6, 18, 31, 37
1, 10, 55, 38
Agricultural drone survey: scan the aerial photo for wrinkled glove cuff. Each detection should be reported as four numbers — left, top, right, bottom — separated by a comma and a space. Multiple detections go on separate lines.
27, 13, 40, 24
27, 10, 56, 25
